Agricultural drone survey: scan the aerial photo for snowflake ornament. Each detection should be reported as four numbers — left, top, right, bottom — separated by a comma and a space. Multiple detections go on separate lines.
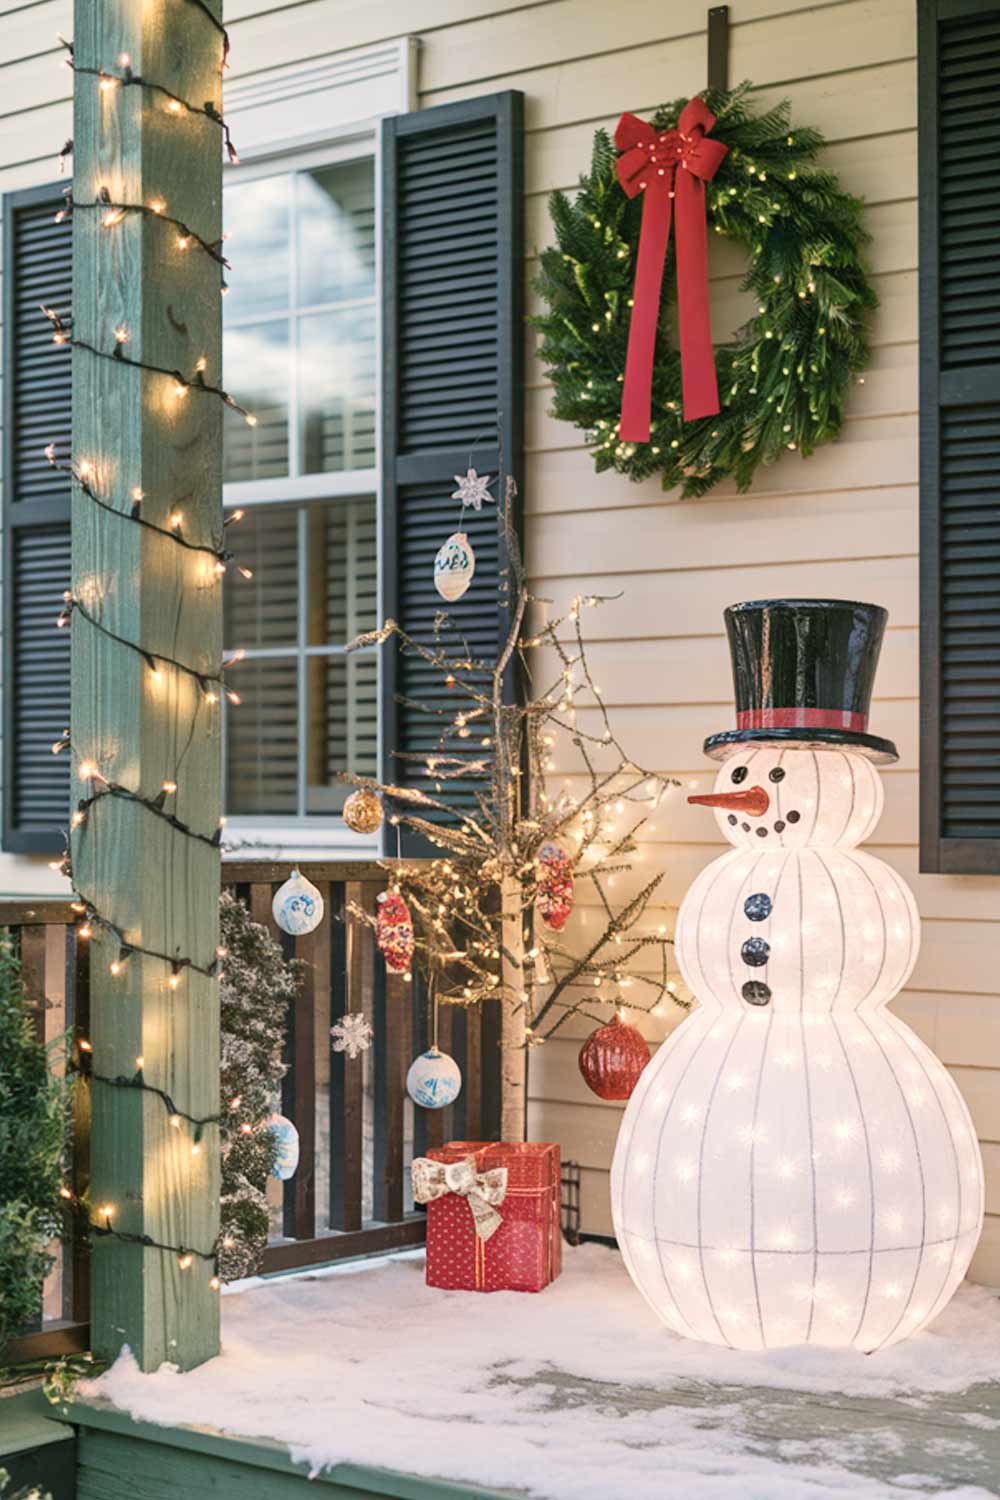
452, 468, 493, 512
330, 1013, 373, 1060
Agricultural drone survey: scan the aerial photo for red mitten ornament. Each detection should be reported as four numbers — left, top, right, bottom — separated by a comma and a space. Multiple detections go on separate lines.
377, 890, 414, 974
579, 1015, 650, 1100
536, 842, 574, 932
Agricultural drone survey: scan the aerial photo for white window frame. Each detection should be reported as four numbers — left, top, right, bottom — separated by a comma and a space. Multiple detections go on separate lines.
220, 41, 416, 861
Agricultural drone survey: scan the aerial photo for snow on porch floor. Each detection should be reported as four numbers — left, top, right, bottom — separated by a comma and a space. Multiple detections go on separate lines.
88, 1244, 1000, 1500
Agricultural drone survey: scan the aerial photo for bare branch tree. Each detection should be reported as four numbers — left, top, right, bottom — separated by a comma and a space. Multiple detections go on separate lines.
339, 480, 685, 1139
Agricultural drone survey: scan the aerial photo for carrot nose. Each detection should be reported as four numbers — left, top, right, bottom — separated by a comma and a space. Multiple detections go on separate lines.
688, 785, 770, 817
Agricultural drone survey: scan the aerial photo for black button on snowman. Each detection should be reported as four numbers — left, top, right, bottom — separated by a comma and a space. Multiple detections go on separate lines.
611, 600, 984, 1353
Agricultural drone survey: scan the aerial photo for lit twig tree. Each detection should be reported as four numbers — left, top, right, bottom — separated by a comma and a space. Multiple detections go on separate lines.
344, 483, 682, 1139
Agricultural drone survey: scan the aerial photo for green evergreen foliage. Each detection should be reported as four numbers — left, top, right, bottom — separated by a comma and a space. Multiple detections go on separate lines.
217, 892, 298, 1282
0, 941, 70, 1357
533, 83, 877, 497
0, 1464, 52, 1500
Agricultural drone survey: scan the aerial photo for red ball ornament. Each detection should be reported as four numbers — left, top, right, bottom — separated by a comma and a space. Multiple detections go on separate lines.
578, 1015, 650, 1100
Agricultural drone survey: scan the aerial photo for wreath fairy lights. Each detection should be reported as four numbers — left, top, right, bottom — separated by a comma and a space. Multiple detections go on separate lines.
533, 84, 877, 498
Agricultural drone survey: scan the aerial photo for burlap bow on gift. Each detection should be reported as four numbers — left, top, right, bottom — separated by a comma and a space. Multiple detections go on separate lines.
411, 1155, 508, 1241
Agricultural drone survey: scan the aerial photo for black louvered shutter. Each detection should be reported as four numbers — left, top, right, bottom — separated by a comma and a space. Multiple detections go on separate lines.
381, 93, 523, 853
2, 185, 72, 853
918, 2, 1000, 874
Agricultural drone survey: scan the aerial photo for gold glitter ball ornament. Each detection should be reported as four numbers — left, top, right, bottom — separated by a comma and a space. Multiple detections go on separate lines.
343, 787, 384, 835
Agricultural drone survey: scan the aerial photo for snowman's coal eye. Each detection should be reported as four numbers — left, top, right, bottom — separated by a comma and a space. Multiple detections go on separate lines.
769, 767, 786, 783
731, 765, 748, 784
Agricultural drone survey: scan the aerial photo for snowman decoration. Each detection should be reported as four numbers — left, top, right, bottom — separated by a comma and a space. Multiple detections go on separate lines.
612, 600, 983, 1352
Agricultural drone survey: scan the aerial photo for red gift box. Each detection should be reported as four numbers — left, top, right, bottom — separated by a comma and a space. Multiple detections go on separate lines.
423, 1141, 561, 1292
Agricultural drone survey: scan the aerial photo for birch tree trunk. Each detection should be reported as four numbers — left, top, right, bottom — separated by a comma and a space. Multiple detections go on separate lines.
500, 873, 527, 1141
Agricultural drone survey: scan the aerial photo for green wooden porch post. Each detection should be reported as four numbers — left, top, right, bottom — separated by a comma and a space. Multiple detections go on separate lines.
71, 0, 225, 1370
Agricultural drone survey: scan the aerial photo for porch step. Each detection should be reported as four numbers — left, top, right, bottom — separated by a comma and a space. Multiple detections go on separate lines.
0, 1388, 75, 1499
68, 1399, 511, 1500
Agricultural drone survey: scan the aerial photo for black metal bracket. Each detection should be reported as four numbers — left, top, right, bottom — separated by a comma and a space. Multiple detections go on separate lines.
708, 5, 730, 92
561, 1159, 582, 1245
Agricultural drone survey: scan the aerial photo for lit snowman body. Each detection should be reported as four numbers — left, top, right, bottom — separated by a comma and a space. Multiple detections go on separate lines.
612, 601, 984, 1352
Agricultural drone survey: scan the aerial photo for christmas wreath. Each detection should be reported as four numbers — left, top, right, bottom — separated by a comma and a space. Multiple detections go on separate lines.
533, 84, 876, 498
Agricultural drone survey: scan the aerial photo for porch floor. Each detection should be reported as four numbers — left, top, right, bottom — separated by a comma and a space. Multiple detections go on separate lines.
75, 1246, 1000, 1500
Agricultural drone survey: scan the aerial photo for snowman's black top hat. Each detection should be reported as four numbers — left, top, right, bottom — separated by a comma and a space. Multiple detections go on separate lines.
704, 599, 898, 764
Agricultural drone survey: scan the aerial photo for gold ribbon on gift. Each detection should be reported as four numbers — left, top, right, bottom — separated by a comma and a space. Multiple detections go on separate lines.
411, 1155, 508, 1241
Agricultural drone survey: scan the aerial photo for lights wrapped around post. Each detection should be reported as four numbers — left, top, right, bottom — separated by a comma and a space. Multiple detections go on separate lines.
611, 600, 984, 1351
58, 0, 257, 1353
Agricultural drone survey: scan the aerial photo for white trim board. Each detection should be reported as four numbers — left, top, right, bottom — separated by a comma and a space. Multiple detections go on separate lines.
225, 38, 419, 161
222, 819, 380, 863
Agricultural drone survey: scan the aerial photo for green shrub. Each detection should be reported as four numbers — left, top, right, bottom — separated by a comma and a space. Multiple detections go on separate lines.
0, 940, 70, 1358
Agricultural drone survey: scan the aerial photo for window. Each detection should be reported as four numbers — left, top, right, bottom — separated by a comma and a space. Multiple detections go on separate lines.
0, 90, 523, 856
918, 0, 1000, 874
222, 154, 379, 823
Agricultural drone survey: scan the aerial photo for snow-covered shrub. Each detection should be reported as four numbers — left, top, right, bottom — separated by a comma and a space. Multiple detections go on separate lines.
218, 892, 299, 1281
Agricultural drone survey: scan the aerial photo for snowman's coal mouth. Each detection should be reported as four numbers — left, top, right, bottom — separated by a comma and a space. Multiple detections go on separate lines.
726, 808, 802, 837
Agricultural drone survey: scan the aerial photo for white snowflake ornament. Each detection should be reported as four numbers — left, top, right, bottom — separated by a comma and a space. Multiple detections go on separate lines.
330, 1012, 373, 1060
452, 468, 493, 512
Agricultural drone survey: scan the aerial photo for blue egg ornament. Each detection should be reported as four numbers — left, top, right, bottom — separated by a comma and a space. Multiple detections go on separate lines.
434, 532, 475, 602
266, 1112, 300, 1181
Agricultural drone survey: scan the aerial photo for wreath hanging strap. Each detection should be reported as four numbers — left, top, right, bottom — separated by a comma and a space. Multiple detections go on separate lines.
533, 83, 877, 499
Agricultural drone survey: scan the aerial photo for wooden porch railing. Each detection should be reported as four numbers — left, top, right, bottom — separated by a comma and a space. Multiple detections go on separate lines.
5, 863, 501, 1364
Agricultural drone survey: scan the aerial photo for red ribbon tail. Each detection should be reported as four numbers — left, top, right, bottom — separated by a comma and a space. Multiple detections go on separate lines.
675, 169, 720, 422
619, 189, 672, 443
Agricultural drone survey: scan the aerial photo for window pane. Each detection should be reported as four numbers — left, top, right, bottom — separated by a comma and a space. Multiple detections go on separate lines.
223, 174, 290, 319
226, 658, 299, 815
223, 320, 290, 483
306, 497, 377, 646
224, 504, 299, 650
306, 653, 377, 814
300, 308, 376, 473
297, 160, 375, 308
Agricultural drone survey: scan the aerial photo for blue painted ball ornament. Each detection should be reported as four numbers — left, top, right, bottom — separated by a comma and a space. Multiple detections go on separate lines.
406, 1046, 462, 1110
434, 532, 475, 602
272, 868, 325, 937
266, 1112, 300, 1181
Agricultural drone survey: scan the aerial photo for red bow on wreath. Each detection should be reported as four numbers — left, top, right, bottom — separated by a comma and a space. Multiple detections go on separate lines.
615, 99, 728, 440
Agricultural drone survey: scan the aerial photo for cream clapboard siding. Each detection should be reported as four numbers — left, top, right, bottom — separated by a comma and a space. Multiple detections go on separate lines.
1, 0, 998, 1280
